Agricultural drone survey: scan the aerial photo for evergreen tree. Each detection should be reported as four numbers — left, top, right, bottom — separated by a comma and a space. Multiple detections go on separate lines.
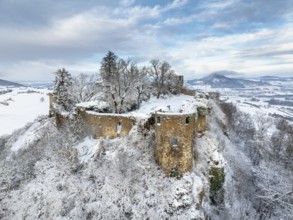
100, 51, 118, 83
52, 68, 74, 112
100, 51, 136, 113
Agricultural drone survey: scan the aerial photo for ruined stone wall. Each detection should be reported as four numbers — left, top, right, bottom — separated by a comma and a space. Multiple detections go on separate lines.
55, 113, 71, 128
48, 93, 54, 117
79, 110, 135, 139
155, 113, 195, 176
196, 115, 207, 133
181, 87, 196, 96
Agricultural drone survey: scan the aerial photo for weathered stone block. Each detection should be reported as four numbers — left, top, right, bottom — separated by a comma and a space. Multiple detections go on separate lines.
79, 111, 135, 139
155, 113, 195, 176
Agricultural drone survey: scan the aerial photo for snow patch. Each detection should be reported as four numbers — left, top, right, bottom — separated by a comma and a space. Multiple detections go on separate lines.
9, 119, 49, 153
74, 137, 103, 163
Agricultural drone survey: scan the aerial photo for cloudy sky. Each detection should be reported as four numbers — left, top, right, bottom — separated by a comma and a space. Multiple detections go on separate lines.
0, 0, 292, 81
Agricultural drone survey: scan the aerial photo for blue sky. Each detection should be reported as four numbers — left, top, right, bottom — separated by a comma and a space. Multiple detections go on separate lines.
0, 0, 292, 81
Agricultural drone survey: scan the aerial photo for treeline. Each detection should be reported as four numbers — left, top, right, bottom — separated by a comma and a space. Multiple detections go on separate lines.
52, 51, 182, 113
218, 102, 293, 219
268, 98, 293, 107
0, 89, 12, 95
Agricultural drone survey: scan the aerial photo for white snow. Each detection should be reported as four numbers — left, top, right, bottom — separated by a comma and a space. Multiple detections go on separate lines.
76, 100, 108, 109
10, 121, 41, 152
74, 137, 102, 163
0, 87, 50, 136
135, 95, 195, 114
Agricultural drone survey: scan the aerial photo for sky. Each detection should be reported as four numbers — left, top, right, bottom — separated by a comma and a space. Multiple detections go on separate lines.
0, 0, 292, 81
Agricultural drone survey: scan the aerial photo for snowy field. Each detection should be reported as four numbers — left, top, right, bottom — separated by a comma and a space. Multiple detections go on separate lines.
0, 86, 50, 136
205, 80, 293, 122
1, 83, 292, 219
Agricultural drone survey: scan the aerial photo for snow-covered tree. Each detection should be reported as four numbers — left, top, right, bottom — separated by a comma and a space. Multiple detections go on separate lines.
100, 51, 148, 113
52, 68, 74, 112
134, 66, 151, 109
149, 59, 181, 99
100, 51, 118, 83
254, 111, 273, 141
253, 162, 293, 219
70, 73, 98, 103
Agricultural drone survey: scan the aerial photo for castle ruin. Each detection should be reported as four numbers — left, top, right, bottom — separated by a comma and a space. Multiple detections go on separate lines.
49, 76, 213, 177
154, 112, 196, 176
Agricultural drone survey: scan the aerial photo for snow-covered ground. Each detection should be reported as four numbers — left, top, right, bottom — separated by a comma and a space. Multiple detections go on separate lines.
0, 86, 50, 136
0, 115, 215, 219
198, 80, 293, 122
1, 88, 292, 219
78, 94, 209, 121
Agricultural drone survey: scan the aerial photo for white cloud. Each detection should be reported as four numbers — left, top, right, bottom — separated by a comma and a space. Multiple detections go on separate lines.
199, 0, 239, 10
163, 0, 189, 11
164, 23, 293, 78
119, 0, 136, 7
212, 22, 231, 30
0, 0, 292, 81
162, 14, 197, 26
2, 59, 98, 81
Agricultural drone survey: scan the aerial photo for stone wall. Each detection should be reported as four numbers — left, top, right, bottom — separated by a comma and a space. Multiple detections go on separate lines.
181, 87, 196, 96
55, 113, 71, 128
196, 115, 207, 133
79, 110, 136, 139
196, 106, 210, 133
155, 113, 195, 176
48, 93, 54, 117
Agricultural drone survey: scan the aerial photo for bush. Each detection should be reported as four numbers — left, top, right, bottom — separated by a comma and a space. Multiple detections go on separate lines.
209, 167, 225, 205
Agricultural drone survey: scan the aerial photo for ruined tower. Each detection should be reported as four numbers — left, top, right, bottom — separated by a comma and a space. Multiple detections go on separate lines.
155, 112, 196, 176
196, 106, 210, 133
178, 75, 184, 88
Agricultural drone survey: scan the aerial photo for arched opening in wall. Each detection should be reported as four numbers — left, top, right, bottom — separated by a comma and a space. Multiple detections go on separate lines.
157, 116, 161, 125
117, 122, 122, 134
186, 116, 190, 125
171, 138, 179, 148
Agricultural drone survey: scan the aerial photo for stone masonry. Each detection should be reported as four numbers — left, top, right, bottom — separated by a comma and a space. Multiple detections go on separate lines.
78, 110, 135, 139
154, 112, 196, 176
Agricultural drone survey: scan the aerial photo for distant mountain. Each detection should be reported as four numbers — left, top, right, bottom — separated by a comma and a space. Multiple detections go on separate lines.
186, 72, 270, 88
205, 70, 244, 77
0, 79, 24, 87
201, 73, 245, 88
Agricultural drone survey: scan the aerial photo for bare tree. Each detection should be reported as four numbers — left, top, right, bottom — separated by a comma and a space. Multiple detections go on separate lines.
101, 51, 140, 113
134, 66, 151, 109
149, 59, 180, 99
253, 162, 293, 219
254, 112, 273, 141
71, 73, 98, 103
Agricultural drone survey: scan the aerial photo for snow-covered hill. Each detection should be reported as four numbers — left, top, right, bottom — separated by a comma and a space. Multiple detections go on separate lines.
0, 93, 292, 219
186, 72, 269, 89
0, 112, 223, 219
0, 95, 234, 219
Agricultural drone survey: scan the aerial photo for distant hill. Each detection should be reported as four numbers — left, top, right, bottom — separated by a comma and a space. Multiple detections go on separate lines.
187, 72, 270, 88
0, 79, 24, 87
19, 81, 53, 88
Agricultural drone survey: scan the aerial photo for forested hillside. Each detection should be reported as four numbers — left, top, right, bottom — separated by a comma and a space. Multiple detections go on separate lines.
0, 97, 292, 219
